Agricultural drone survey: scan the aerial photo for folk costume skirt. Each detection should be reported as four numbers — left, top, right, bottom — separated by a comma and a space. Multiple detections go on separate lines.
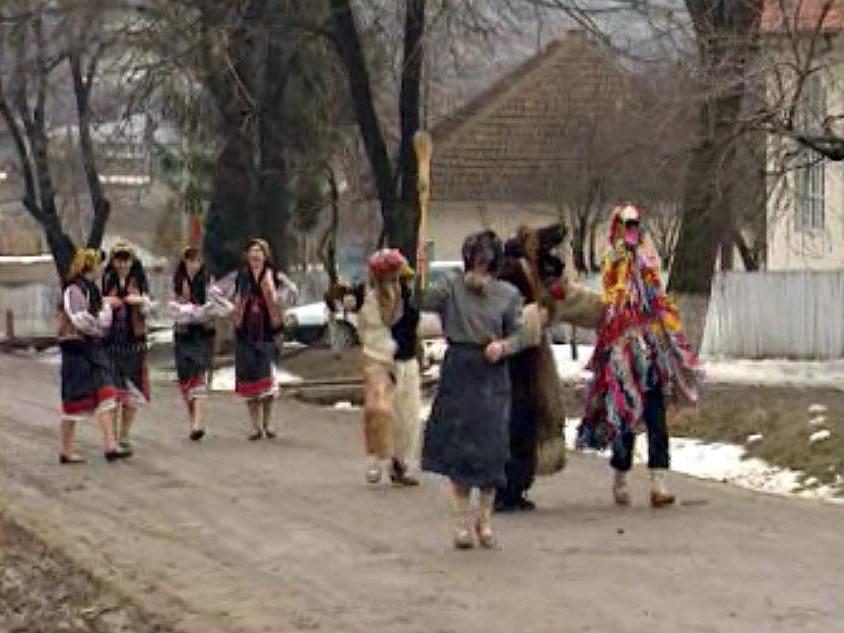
60, 339, 118, 420
175, 329, 213, 401
422, 344, 511, 489
235, 333, 278, 401
108, 342, 150, 408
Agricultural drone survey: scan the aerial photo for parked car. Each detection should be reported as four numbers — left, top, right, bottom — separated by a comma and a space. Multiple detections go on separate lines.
283, 302, 330, 345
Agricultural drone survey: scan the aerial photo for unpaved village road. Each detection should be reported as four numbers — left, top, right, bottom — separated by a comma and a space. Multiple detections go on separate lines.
1, 353, 842, 633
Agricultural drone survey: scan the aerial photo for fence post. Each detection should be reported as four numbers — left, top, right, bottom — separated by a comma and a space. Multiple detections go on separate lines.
5, 309, 14, 340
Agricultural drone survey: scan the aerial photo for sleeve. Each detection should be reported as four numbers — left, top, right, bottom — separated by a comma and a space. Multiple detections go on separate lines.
418, 278, 451, 315
97, 302, 113, 332
550, 279, 605, 330
64, 286, 101, 337
261, 271, 283, 331
500, 293, 532, 357
207, 284, 234, 318
358, 291, 397, 362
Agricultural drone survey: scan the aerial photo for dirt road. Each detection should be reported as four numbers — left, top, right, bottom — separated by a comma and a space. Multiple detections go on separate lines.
1, 353, 842, 633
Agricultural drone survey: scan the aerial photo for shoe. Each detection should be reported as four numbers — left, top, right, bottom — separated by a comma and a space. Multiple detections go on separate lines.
649, 469, 676, 508
59, 454, 86, 465
104, 447, 132, 462
365, 466, 382, 484
476, 519, 497, 549
454, 527, 475, 550
248, 430, 263, 441
389, 459, 419, 487
190, 428, 206, 441
477, 490, 498, 549
650, 490, 676, 508
613, 471, 631, 506
118, 439, 133, 451
263, 427, 277, 440
515, 496, 536, 511
493, 497, 519, 514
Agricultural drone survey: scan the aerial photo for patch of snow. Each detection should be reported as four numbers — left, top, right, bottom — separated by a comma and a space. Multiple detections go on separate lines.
0, 254, 54, 265
746, 434, 763, 444
561, 419, 843, 504
809, 429, 832, 444
211, 365, 303, 392
808, 403, 829, 415
551, 344, 594, 383
702, 356, 844, 389
808, 416, 828, 428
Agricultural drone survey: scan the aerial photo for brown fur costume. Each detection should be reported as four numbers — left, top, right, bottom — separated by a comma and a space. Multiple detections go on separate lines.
498, 231, 568, 482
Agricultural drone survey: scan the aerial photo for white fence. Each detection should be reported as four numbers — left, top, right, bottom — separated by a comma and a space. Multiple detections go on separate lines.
701, 271, 844, 360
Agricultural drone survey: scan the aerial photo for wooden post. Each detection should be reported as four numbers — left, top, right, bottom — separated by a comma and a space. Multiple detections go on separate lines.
5, 309, 14, 340
413, 131, 432, 291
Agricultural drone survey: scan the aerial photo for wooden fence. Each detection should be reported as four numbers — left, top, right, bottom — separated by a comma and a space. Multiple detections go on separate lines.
701, 271, 844, 360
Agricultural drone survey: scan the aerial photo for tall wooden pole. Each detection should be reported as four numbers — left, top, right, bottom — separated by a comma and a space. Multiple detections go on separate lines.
413, 130, 432, 291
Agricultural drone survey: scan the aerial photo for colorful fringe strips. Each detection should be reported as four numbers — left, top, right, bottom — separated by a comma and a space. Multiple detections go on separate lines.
578, 240, 701, 452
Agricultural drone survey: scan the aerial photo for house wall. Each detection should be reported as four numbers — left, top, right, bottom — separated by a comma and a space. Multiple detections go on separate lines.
767, 160, 844, 270
427, 201, 561, 261
766, 36, 844, 271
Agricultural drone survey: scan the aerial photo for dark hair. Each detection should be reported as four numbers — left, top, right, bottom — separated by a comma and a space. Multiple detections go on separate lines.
173, 254, 209, 305
462, 230, 503, 275
237, 239, 276, 298
102, 257, 148, 297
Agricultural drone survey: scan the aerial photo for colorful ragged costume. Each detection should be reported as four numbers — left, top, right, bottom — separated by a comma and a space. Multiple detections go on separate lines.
578, 204, 700, 507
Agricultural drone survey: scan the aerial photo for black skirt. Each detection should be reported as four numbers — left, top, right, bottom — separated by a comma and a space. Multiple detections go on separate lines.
175, 330, 213, 399
422, 344, 511, 488
61, 339, 117, 416
235, 335, 277, 399
108, 343, 150, 405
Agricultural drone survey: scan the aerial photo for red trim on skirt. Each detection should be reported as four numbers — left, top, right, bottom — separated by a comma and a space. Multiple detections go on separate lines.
63, 386, 118, 415
236, 377, 274, 398
180, 375, 206, 395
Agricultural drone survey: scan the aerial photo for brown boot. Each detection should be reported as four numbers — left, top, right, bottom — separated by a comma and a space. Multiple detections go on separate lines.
476, 488, 498, 549
650, 469, 676, 508
613, 471, 631, 506
451, 485, 474, 549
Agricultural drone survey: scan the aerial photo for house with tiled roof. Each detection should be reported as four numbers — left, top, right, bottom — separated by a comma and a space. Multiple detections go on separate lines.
763, 0, 844, 269
425, 30, 626, 261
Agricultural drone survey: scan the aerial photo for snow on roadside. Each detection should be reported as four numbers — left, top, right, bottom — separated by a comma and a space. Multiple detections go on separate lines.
561, 419, 843, 504
701, 356, 844, 389
210, 365, 303, 392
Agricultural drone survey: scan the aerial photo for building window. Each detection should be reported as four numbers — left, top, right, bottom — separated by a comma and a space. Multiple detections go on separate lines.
795, 73, 826, 231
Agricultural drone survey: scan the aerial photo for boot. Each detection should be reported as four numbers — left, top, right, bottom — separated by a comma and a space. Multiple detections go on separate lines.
389, 458, 419, 487
476, 488, 498, 549
650, 469, 676, 508
613, 470, 631, 506
365, 456, 382, 485
451, 486, 474, 549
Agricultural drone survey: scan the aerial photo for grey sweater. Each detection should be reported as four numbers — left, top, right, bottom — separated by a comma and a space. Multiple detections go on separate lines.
421, 274, 529, 356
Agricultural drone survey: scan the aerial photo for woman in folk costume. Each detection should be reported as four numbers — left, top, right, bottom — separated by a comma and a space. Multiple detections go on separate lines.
233, 238, 284, 440
421, 230, 543, 549
101, 241, 153, 452
170, 247, 232, 441
357, 249, 422, 486
495, 224, 604, 513
58, 248, 132, 464
578, 203, 700, 507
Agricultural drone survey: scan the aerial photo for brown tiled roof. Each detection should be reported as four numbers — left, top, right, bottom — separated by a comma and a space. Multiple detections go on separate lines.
761, 0, 844, 33
430, 31, 624, 203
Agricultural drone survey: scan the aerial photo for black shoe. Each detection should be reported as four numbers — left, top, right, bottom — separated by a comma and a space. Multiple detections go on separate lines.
104, 447, 132, 462
248, 430, 263, 441
190, 428, 206, 441
263, 427, 277, 440
494, 497, 519, 513
516, 497, 537, 511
